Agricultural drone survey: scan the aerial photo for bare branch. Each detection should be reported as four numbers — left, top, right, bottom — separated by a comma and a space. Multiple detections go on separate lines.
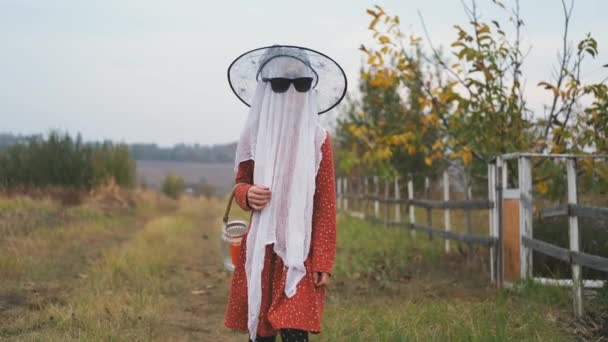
417, 10, 472, 97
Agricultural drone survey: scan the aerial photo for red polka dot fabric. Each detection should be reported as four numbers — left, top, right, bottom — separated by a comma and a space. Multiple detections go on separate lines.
224, 134, 337, 337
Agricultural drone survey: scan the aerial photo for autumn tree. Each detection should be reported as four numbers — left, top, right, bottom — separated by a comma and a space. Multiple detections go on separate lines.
336, 1, 607, 197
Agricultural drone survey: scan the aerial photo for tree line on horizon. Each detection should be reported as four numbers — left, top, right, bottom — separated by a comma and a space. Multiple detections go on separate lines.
0, 131, 135, 190
0, 133, 237, 164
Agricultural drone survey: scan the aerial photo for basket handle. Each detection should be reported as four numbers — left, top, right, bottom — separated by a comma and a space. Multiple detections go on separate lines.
222, 183, 248, 224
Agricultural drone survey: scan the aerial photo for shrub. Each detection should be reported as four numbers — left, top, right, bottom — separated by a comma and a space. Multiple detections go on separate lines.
161, 173, 184, 199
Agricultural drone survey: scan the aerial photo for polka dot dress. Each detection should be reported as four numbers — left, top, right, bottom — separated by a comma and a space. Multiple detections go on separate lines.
224, 134, 337, 338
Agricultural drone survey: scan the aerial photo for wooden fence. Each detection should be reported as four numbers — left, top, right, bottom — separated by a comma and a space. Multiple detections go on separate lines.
336, 153, 608, 318
336, 170, 500, 285
496, 153, 608, 317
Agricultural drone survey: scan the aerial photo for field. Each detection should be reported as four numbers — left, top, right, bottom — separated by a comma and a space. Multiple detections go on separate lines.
0, 193, 605, 341
136, 160, 235, 193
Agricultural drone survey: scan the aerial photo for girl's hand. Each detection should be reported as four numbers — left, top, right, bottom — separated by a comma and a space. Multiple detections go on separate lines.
313, 272, 330, 287
247, 185, 272, 210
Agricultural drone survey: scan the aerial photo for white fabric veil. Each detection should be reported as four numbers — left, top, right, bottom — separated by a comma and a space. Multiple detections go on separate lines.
233, 55, 327, 341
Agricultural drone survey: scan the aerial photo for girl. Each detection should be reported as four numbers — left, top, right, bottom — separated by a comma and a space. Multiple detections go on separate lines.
224, 45, 347, 342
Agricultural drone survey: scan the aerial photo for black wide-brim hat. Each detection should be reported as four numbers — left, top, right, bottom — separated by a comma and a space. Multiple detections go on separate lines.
227, 45, 347, 114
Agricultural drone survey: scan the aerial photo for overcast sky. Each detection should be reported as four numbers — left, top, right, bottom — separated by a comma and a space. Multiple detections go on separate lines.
1, 0, 606, 146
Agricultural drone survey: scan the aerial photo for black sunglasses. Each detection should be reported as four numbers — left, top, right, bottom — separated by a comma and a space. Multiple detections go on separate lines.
262, 77, 314, 93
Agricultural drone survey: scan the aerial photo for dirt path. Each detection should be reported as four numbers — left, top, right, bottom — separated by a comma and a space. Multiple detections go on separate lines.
0, 197, 246, 341
152, 198, 243, 342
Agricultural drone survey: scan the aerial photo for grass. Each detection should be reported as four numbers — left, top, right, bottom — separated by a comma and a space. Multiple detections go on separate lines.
0, 193, 241, 341
321, 214, 575, 341
0, 193, 593, 341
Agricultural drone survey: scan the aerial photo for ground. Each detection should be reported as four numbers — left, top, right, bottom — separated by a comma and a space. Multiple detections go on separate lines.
0, 193, 599, 341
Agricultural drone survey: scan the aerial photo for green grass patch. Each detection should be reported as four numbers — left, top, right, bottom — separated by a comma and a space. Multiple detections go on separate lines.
321, 215, 574, 341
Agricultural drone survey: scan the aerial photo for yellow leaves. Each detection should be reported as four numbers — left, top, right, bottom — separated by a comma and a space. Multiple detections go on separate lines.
418, 96, 431, 108
424, 157, 433, 166
376, 146, 393, 160
580, 158, 595, 177
389, 132, 414, 146
367, 52, 384, 67
462, 147, 473, 166
348, 124, 368, 138
379, 35, 391, 44
550, 143, 563, 154
432, 150, 444, 160
535, 181, 549, 195
369, 16, 380, 31
367, 6, 385, 30
396, 58, 410, 71
478, 23, 490, 34
432, 140, 444, 150
375, 51, 384, 65
367, 55, 377, 66
368, 69, 395, 88
407, 146, 417, 155
538, 81, 560, 97
449, 147, 473, 166
421, 113, 440, 128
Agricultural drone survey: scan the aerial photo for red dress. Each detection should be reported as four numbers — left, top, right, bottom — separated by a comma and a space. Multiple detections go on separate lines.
224, 133, 337, 337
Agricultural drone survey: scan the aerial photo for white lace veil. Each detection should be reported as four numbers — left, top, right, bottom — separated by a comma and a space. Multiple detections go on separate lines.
233, 54, 326, 341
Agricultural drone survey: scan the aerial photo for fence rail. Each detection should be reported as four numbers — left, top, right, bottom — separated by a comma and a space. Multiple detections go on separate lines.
541, 204, 608, 220
521, 236, 608, 273
341, 194, 493, 210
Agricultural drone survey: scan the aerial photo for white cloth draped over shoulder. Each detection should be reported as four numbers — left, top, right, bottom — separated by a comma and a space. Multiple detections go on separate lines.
233, 56, 327, 341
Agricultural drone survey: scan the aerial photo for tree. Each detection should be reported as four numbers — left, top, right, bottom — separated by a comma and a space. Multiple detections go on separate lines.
336, 2, 607, 197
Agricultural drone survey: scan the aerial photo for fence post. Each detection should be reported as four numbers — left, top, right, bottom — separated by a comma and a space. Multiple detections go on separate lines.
337, 177, 342, 211
338, 177, 343, 211
353, 177, 358, 213
394, 176, 401, 224
383, 179, 389, 226
425, 176, 431, 240
344, 178, 349, 212
443, 171, 451, 253
426, 205, 433, 241
363, 176, 369, 218
567, 158, 583, 317
356, 177, 360, 215
519, 157, 533, 280
408, 174, 416, 238
495, 157, 504, 288
488, 163, 497, 284
374, 176, 380, 219
500, 157, 523, 284
464, 174, 473, 259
